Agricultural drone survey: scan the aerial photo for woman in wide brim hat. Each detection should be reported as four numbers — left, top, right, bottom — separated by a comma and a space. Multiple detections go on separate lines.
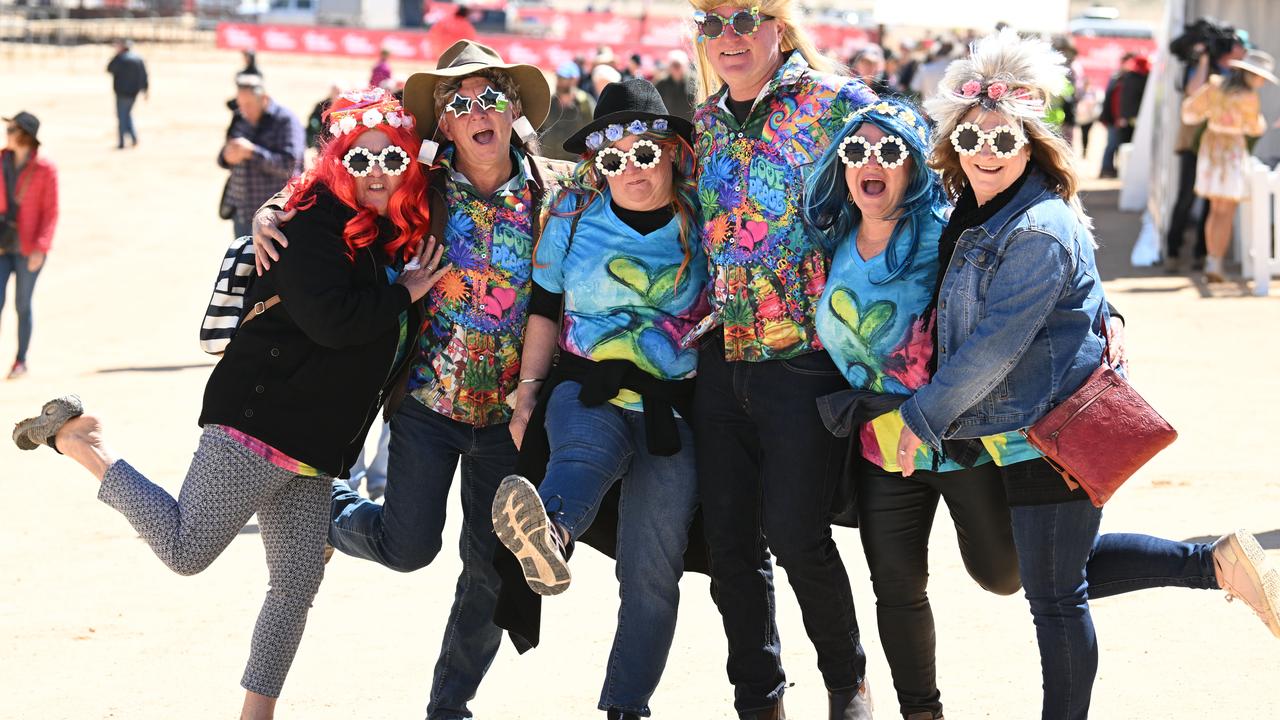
402, 39, 552, 143
1182, 47, 1275, 281
491, 78, 710, 720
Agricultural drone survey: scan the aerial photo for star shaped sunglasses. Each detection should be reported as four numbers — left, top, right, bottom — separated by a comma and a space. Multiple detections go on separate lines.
693, 6, 774, 40
836, 134, 909, 170
445, 86, 511, 118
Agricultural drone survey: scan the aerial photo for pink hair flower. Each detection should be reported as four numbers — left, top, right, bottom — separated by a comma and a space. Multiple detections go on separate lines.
987, 82, 1008, 100
961, 80, 982, 98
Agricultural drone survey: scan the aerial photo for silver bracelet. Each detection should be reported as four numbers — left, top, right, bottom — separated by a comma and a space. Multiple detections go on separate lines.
518, 377, 544, 384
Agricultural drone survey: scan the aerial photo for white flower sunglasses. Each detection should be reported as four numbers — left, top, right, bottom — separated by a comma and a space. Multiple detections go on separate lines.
342, 145, 411, 177
836, 134, 909, 170
949, 122, 1028, 159
594, 139, 664, 177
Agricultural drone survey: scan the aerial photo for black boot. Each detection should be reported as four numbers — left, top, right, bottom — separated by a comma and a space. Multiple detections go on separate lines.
741, 700, 786, 720
606, 711, 641, 720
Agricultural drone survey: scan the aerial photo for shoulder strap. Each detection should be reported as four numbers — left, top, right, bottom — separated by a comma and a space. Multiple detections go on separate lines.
1, 152, 18, 220
240, 295, 282, 327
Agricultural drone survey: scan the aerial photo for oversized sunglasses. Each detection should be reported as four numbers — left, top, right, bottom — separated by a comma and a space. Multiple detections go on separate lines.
693, 6, 774, 40
837, 134, 909, 170
445, 86, 510, 118
949, 122, 1027, 159
594, 139, 664, 177
342, 145, 411, 177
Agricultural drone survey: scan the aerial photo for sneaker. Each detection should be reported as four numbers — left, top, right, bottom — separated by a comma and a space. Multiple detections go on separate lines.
7, 361, 27, 380
491, 475, 572, 596
1162, 256, 1182, 274
1204, 256, 1226, 283
1213, 529, 1280, 638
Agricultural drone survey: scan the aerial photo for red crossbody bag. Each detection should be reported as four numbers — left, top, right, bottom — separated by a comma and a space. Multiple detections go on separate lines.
1020, 317, 1177, 507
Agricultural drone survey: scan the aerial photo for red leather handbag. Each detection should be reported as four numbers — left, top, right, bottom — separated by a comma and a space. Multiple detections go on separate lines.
1021, 325, 1177, 507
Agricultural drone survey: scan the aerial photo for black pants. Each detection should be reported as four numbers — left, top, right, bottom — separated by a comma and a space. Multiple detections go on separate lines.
693, 336, 865, 716
1166, 150, 1208, 260
858, 459, 1020, 719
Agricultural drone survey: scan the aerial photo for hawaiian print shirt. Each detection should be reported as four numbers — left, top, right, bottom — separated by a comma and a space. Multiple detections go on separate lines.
408, 147, 535, 427
534, 193, 710, 411
690, 51, 877, 362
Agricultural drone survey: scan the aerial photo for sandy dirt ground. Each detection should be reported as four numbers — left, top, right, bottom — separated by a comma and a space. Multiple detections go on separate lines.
1, 43, 1277, 720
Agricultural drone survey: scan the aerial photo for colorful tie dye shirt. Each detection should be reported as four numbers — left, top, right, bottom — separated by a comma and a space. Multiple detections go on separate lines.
533, 194, 710, 411
816, 214, 1040, 473
407, 148, 534, 427
691, 52, 877, 362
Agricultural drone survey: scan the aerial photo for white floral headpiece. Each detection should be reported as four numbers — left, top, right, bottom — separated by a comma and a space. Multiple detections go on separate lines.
326, 86, 415, 137
843, 101, 928, 143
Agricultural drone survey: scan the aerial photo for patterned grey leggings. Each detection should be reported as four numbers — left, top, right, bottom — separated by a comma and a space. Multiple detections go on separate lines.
97, 426, 329, 698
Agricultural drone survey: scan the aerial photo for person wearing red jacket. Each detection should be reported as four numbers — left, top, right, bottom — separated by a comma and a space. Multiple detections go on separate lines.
0, 111, 58, 379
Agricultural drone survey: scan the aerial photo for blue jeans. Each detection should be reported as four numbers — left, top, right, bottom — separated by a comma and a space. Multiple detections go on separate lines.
0, 252, 42, 363
1003, 460, 1219, 720
693, 334, 865, 715
329, 398, 515, 720
538, 381, 698, 717
116, 94, 137, 147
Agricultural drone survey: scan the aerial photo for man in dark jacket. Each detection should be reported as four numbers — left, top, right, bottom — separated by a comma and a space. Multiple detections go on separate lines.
1099, 53, 1149, 178
219, 75, 304, 239
106, 39, 148, 150
654, 49, 695, 121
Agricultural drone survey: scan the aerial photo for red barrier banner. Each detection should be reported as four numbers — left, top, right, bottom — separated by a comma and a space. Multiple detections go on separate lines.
1073, 35, 1157, 89
218, 15, 875, 71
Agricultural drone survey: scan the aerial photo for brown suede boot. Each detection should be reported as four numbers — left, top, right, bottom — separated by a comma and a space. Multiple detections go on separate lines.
742, 699, 786, 720
829, 680, 872, 720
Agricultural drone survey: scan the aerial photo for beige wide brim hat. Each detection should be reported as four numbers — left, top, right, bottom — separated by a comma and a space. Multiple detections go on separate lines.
403, 40, 552, 140
1228, 50, 1278, 85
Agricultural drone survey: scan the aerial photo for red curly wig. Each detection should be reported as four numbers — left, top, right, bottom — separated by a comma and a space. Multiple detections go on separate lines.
285, 118, 430, 263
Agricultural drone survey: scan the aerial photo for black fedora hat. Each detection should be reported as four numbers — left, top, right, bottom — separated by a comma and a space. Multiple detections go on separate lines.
3, 111, 40, 144
563, 78, 694, 155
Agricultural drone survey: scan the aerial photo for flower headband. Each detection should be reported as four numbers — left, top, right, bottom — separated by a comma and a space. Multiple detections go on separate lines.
842, 101, 928, 143
584, 118, 671, 152
327, 87, 414, 137
955, 80, 1045, 112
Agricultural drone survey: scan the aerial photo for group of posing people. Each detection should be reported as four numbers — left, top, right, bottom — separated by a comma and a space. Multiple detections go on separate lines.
15, 2, 1280, 720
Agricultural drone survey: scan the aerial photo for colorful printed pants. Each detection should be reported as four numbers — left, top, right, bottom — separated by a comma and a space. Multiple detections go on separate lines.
97, 426, 330, 697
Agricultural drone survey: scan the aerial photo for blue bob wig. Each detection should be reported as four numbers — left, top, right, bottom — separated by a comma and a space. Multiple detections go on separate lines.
802, 97, 948, 284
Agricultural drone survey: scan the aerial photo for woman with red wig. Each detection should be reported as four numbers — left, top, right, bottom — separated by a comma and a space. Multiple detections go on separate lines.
11, 88, 449, 720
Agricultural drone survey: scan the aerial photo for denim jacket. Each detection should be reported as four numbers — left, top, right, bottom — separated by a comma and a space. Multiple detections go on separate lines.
898, 169, 1108, 448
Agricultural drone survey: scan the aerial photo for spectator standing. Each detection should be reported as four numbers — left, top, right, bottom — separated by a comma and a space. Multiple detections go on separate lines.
851, 45, 890, 95
1165, 36, 1246, 272
1099, 53, 1149, 178
591, 63, 622, 99
1182, 50, 1275, 282
218, 76, 304, 239
910, 40, 954, 102
654, 49, 695, 121
0, 111, 58, 380
370, 48, 393, 89
106, 39, 148, 150
306, 82, 344, 150
426, 5, 477, 49
240, 49, 262, 80
539, 62, 597, 161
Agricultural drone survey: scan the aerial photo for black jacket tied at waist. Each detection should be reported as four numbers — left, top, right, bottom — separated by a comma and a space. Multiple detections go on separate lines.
815, 387, 988, 527
495, 350, 708, 655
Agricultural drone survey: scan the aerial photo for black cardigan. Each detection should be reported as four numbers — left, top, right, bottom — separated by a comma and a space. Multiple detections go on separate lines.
199, 188, 422, 478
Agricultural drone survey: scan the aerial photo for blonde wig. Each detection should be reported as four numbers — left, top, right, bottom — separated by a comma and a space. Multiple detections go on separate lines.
689, 0, 841, 103
924, 29, 1090, 227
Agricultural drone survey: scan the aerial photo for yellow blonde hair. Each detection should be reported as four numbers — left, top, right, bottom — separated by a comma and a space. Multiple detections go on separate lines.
689, 0, 841, 103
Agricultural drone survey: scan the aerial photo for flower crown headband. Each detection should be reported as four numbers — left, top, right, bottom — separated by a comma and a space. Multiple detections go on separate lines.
843, 101, 928, 143
327, 87, 415, 137
955, 80, 1045, 113
584, 118, 672, 152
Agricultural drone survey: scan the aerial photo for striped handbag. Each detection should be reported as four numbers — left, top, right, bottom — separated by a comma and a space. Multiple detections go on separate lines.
199, 235, 280, 355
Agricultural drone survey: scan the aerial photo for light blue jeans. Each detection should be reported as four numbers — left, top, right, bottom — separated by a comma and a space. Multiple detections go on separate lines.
539, 381, 699, 718
0, 251, 41, 363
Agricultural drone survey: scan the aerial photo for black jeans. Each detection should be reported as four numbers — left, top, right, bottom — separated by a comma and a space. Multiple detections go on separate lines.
1166, 150, 1208, 260
857, 459, 1020, 719
693, 335, 865, 716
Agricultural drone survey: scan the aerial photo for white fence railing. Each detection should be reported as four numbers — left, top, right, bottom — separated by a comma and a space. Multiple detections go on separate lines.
1239, 158, 1280, 297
